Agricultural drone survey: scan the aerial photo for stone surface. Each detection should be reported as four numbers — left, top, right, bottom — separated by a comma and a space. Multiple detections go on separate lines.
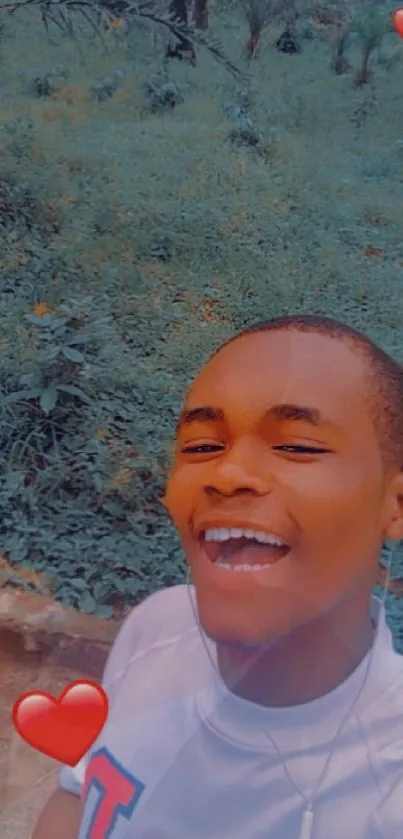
0, 588, 121, 676
0, 632, 87, 839
0, 588, 120, 642
0, 588, 122, 837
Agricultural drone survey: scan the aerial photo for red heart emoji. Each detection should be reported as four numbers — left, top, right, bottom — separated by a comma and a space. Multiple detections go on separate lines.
392, 8, 403, 37
12, 680, 108, 766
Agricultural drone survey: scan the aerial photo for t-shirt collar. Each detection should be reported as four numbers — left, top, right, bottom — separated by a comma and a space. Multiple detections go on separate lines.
195, 595, 401, 749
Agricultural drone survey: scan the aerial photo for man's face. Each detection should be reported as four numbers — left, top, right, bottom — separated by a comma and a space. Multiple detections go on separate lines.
163, 330, 395, 647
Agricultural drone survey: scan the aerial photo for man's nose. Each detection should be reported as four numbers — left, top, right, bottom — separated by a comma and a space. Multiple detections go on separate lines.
204, 454, 270, 497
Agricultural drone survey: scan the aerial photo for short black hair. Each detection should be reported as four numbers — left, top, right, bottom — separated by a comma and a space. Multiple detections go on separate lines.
212, 314, 403, 473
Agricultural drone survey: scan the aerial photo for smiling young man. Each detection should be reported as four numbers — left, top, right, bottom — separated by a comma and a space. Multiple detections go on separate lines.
33, 314, 403, 839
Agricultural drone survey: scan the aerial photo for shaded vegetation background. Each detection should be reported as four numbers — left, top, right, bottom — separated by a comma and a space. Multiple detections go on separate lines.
1, 0, 403, 648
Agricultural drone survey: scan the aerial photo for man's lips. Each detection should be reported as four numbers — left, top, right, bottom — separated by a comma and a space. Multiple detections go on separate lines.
193, 519, 292, 546
188, 519, 294, 576
191, 524, 292, 569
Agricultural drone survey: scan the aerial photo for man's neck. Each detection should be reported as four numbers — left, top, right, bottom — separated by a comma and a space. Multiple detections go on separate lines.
215, 601, 375, 708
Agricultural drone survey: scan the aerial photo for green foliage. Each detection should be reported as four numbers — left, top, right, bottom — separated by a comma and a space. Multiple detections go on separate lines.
0, 175, 58, 237
224, 94, 280, 160
227, 107, 263, 146
31, 69, 68, 97
3, 312, 93, 415
90, 75, 119, 101
145, 79, 185, 112
226, 106, 280, 161
0, 450, 185, 616
1, 0, 245, 81
0, 291, 188, 616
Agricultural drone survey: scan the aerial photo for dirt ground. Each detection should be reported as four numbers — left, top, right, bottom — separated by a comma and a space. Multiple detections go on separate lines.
0, 634, 85, 839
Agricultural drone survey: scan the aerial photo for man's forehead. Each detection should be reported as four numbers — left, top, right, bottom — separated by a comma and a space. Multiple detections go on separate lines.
184, 330, 371, 430
192, 331, 367, 395
207, 329, 364, 369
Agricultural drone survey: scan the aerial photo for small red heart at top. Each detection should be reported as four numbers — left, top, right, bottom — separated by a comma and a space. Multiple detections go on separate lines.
12, 680, 108, 766
392, 8, 403, 36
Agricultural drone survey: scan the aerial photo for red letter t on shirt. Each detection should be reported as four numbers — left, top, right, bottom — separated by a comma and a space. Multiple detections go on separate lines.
82, 748, 145, 839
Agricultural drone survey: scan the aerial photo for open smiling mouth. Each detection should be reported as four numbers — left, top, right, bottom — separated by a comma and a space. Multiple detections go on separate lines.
198, 528, 291, 573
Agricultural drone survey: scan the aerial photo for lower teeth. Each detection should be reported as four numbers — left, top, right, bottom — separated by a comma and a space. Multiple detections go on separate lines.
216, 562, 270, 572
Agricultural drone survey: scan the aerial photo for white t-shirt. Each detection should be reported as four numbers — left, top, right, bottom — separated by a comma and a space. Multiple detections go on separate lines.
60, 584, 403, 838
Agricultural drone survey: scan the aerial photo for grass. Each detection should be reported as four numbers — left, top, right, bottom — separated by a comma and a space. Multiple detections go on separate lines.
0, 1, 403, 633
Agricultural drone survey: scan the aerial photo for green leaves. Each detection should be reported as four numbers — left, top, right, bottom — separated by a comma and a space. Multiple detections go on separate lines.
56, 384, 91, 403
96, 604, 114, 619
62, 346, 85, 363
3, 382, 91, 414
78, 592, 97, 613
25, 313, 55, 327
2, 307, 95, 416
19, 372, 42, 388
40, 386, 58, 414
3, 388, 43, 405
38, 346, 61, 363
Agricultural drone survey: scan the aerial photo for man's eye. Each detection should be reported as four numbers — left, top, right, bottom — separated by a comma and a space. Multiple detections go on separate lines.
182, 445, 329, 455
181, 444, 224, 453
274, 445, 329, 454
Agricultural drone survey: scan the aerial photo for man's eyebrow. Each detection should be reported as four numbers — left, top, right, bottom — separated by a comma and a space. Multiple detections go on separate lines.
176, 406, 225, 434
266, 404, 325, 425
176, 403, 332, 433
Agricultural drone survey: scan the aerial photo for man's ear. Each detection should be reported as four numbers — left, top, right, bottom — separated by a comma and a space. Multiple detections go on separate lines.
384, 469, 403, 542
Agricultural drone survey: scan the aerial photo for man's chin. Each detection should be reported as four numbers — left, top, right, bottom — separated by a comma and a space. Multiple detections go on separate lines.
190, 580, 301, 649
199, 617, 281, 652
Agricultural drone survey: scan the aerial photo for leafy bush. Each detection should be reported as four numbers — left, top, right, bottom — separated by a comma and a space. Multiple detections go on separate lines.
0, 293, 188, 616
224, 96, 279, 160
30, 69, 69, 97
0, 176, 59, 237
145, 79, 185, 111
90, 75, 119, 101
3, 310, 94, 415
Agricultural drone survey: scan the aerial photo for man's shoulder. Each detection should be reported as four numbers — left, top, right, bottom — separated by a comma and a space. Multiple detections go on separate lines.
105, 583, 195, 680
61, 585, 197, 792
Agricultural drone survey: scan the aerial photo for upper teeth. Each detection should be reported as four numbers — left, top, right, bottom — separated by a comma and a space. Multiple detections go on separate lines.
203, 528, 287, 547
